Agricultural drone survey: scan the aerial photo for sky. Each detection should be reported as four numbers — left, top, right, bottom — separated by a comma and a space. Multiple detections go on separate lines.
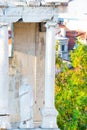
68, 0, 87, 15
59, 0, 87, 20
59, 0, 87, 31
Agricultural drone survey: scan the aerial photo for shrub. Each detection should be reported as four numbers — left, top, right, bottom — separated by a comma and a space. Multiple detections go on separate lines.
55, 39, 87, 130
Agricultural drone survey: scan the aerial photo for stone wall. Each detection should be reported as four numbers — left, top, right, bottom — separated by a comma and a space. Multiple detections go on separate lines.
9, 22, 45, 127
34, 24, 45, 126
9, 55, 22, 127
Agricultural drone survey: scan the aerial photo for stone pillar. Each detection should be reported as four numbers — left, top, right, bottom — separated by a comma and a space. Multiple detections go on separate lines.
41, 22, 59, 129
0, 24, 11, 128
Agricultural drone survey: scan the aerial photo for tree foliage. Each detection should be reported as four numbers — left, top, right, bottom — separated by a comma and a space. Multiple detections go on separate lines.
55, 39, 87, 130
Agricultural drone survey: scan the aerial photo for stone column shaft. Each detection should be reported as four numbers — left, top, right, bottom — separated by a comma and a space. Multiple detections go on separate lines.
0, 24, 10, 128
41, 22, 59, 129
45, 23, 55, 108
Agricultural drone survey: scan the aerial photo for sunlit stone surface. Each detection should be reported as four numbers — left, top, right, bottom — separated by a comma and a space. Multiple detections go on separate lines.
0, 0, 68, 129
19, 77, 34, 128
41, 22, 59, 129
0, 24, 11, 128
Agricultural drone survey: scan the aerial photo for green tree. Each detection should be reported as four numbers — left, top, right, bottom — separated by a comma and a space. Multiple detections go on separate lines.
55, 39, 87, 130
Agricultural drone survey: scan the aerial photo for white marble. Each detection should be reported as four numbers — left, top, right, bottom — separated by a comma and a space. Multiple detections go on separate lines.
45, 0, 69, 3
0, 24, 11, 128
8, 128, 59, 130
19, 77, 34, 128
0, 2, 68, 23
41, 22, 59, 129
0, 7, 58, 23
22, 7, 57, 22
0, 0, 69, 6
5, 7, 23, 16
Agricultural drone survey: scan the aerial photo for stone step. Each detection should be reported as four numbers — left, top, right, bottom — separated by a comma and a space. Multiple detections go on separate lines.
8, 128, 59, 130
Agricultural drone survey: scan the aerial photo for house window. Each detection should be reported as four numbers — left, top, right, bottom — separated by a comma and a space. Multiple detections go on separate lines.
62, 45, 65, 51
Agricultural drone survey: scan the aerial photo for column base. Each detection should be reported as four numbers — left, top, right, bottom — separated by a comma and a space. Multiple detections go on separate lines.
41, 107, 59, 129
19, 119, 34, 128
0, 116, 11, 129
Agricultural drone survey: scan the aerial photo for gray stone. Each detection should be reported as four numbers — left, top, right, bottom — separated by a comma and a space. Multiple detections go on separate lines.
19, 77, 34, 128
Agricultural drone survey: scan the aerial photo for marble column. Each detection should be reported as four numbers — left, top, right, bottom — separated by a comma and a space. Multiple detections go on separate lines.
41, 22, 59, 129
0, 24, 11, 128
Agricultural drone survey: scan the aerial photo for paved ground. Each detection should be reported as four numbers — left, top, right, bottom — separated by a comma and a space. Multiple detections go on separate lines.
8, 128, 59, 130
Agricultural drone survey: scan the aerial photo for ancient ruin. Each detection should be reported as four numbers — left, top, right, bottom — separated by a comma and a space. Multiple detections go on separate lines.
0, 0, 69, 129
